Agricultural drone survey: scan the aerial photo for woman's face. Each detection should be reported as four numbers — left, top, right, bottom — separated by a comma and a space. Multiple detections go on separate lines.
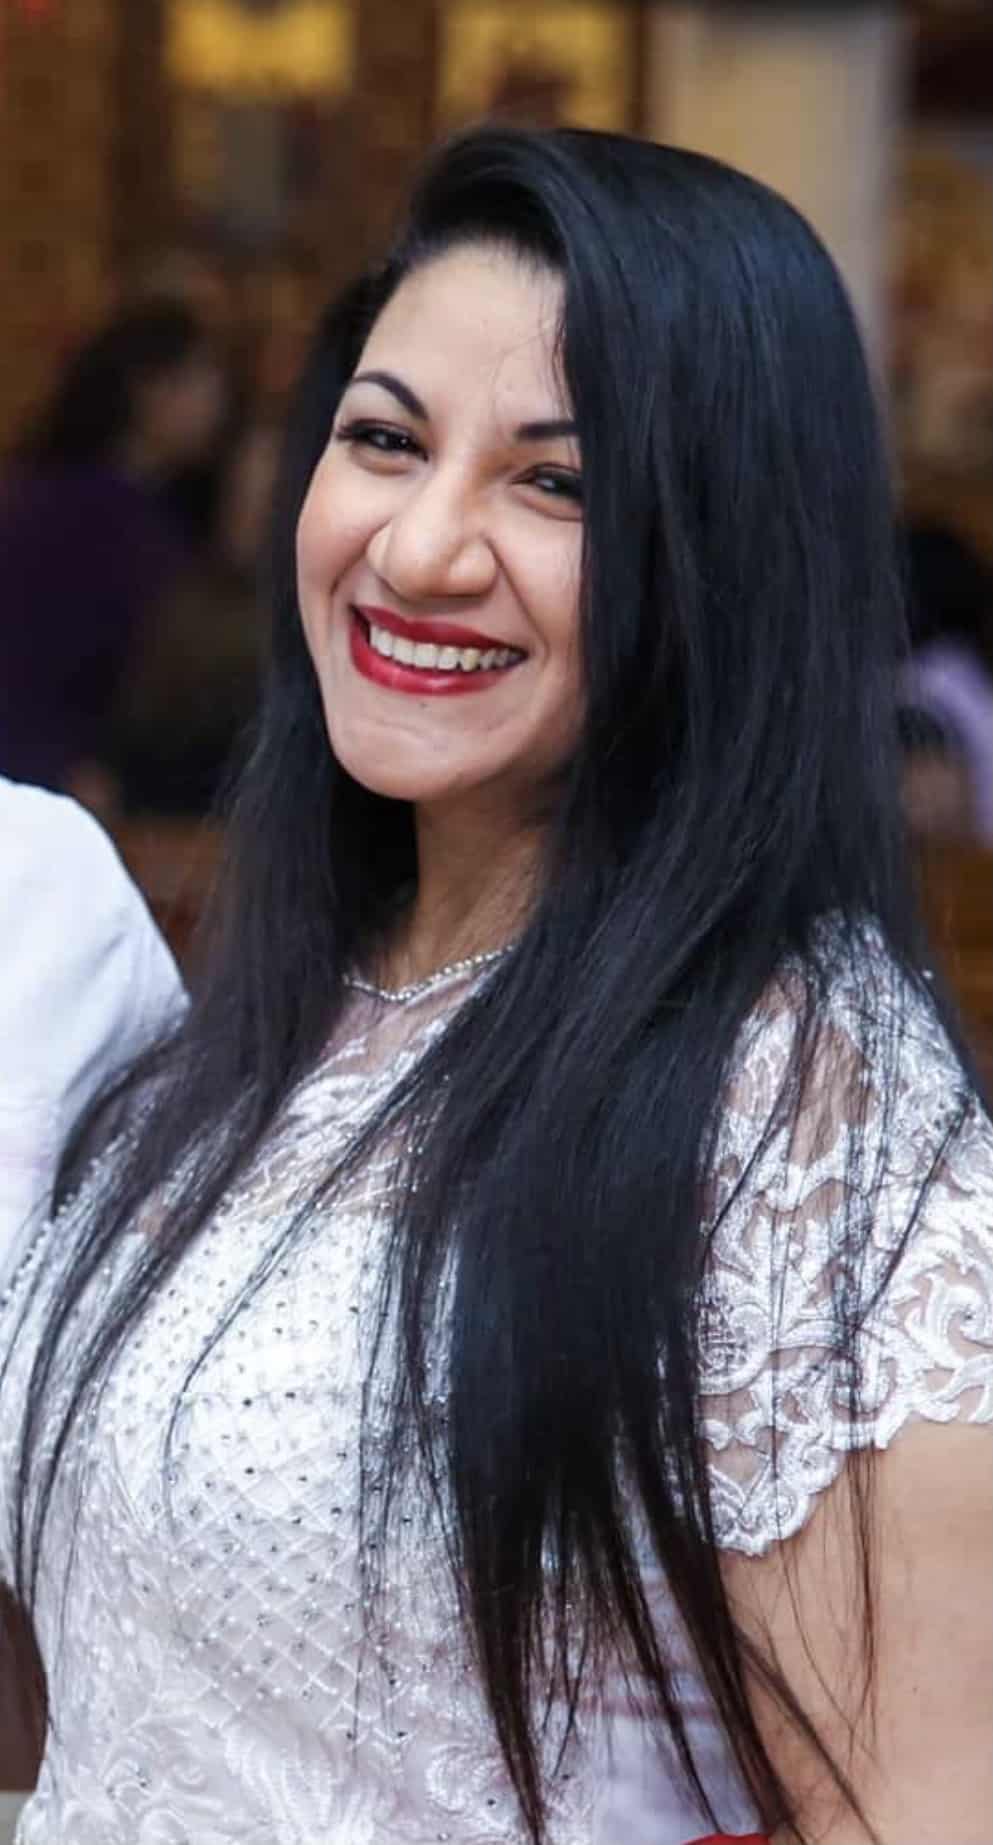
296, 244, 584, 812
139, 349, 227, 468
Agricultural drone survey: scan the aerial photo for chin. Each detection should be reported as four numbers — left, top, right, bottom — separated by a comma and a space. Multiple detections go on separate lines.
325, 731, 482, 807
344, 766, 455, 804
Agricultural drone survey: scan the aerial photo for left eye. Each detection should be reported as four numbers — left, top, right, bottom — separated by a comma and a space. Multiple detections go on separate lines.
335, 420, 422, 456
525, 469, 583, 504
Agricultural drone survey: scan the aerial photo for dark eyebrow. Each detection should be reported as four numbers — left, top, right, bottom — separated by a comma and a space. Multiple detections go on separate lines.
347, 372, 577, 445
514, 418, 578, 442
347, 370, 427, 420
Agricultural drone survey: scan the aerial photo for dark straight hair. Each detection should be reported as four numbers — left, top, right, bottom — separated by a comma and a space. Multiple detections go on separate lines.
7, 127, 979, 1841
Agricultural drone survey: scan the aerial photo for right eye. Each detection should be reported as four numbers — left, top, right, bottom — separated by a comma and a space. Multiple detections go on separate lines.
334, 420, 423, 457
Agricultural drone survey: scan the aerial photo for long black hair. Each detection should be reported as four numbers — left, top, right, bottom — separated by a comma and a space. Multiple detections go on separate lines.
8, 128, 980, 1840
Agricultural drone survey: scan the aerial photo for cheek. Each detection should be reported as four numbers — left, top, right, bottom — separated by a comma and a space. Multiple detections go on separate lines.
540, 549, 585, 739
296, 456, 373, 592
506, 545, 584, 772
297, 468, 338, 586
294, 493, 324, 667
518, 538, 583, 680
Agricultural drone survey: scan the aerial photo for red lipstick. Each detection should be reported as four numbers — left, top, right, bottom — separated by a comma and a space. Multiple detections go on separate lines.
355, 604, 514, 652
349, 605, 525, 698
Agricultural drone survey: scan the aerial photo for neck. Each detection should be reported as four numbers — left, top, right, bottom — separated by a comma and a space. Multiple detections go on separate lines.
378, 797, 543, 989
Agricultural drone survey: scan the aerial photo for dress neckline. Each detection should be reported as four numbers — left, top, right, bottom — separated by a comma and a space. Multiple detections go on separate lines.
343, 944, 511, 1006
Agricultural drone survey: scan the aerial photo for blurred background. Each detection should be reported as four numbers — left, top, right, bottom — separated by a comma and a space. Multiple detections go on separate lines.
0, 0, 990, 1005
0, 3, 990, 1040
0, 0, 991, 1814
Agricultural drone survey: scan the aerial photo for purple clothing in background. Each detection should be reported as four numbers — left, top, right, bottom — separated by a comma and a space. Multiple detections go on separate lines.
0, 465, 186, 790
902, 639, 993, 845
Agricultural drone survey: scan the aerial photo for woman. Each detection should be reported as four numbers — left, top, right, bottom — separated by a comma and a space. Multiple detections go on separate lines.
1, 127, 990, 1845
0, 299, 225, 794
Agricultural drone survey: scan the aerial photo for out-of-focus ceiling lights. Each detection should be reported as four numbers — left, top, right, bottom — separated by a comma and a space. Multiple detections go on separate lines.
438, 0, 635, 133
166, 0, 354, 98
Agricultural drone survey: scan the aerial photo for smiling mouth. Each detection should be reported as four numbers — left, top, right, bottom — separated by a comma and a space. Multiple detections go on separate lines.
349, 605, 527, 696
364, 615, 520, 674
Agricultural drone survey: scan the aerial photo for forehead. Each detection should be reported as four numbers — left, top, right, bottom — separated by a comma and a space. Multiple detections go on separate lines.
355, 245, 567, 418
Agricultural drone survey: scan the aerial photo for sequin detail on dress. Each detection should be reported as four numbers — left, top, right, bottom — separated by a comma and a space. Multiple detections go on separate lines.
1, 955, 991, 1844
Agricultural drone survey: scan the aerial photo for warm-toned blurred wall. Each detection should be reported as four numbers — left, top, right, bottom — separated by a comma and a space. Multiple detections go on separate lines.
0, 0, 188, 450
644, 4, 906, 370
2, 1, 991, 459
0, 0, 440, 449
0, 0, 120, 450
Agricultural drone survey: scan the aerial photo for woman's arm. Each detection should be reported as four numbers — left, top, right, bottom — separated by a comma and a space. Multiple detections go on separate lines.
700, 948, 993, 1845
723, 1419, 993, 1845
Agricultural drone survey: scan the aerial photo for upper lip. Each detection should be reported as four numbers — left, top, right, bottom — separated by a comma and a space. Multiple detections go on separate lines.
353, 604, 521, 653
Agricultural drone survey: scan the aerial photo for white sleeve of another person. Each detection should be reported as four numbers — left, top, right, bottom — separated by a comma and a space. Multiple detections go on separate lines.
0, 780, 185, 1283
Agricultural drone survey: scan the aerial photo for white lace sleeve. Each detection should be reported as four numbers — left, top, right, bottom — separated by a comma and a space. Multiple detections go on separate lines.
699, 954, 993, 1556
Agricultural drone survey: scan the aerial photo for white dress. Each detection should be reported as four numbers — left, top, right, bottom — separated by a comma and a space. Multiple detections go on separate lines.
1, 954, 991, 1845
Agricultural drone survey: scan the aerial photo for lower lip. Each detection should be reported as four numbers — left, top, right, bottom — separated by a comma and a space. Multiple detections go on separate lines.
348, 611, 523, 697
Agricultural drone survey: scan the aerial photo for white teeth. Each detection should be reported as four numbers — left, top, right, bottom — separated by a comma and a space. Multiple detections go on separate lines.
364, 618, 521, 674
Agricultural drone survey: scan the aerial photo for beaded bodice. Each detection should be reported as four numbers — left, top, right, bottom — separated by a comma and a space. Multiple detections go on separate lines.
1, 957, 991, 1844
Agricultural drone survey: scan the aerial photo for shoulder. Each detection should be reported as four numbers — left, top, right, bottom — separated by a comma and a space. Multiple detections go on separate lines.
0, 781, 185, 1249
716, 924, 978, 1209
1, 777, 169, 973
2, 776, 124, 886
702, 925, 993, 1554
0, 778, 185, 1075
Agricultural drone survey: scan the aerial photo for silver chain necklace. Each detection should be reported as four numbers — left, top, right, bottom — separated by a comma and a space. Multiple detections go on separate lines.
344, 943, 511, 1005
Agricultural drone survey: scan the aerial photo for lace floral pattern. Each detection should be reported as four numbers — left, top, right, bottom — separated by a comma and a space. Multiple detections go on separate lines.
699, 958, 993, 1553
0, 955, 990, 1844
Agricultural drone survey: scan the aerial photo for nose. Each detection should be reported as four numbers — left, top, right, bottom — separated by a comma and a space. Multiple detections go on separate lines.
365, 470, 497, 603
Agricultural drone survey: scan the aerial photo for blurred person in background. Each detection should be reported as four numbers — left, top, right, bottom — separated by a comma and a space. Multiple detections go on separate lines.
900, 522, 993, 843
140, 249, 255, 557
0, 127, 990, 1845
898, 705, 976, 843
0, 300, 227, 806
109, 423, 278, 817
